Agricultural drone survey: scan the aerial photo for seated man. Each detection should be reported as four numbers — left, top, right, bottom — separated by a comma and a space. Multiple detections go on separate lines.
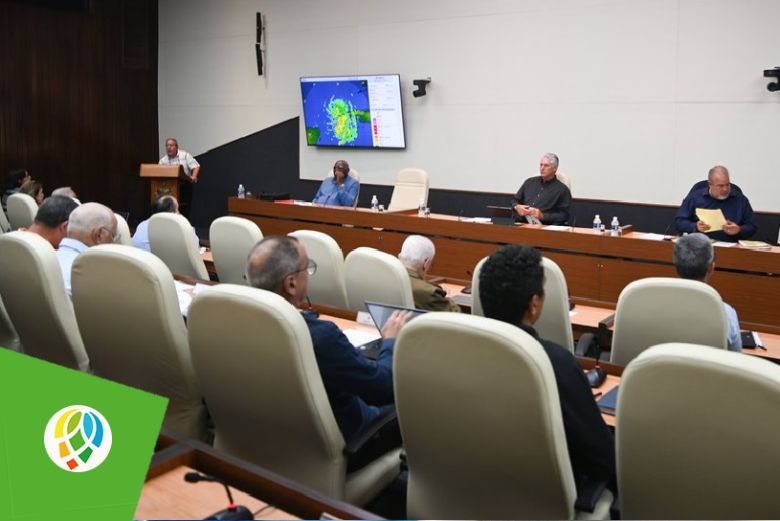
673, 233, 741, 351
132, 195, 181, 252
480, 244, 615, 493
398, 235, 460, 312
674, 165, 756, 242
20, 195, 79, 248
56, 202, 117, 298
312, 160, 359, 207
51, 186, 81, 204
513, 153, 571, 225
246, 236, 410, 465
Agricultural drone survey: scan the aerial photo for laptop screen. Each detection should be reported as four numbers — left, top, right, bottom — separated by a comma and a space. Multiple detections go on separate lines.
486, 205, 513, 218
365, 301, 427, 334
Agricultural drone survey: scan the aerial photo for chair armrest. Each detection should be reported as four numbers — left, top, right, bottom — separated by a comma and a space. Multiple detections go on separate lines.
574, 478, 608, 513
343, 407, 398, 457
575, 332, 596, 357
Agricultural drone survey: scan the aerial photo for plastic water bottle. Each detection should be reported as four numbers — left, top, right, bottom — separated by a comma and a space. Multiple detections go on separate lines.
418, 200, 426, 217
592, 214, 601, 232
611, 216, 620, 235
237, 184, 246, 199
371, 195, 379, 212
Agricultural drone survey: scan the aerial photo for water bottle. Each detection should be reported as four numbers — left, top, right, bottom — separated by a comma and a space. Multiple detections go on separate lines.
371, 195, 379, 212
611, 216, 620, 235
592, 214, 601, 231
418, 200, 426, 217
237, 184, 246, 199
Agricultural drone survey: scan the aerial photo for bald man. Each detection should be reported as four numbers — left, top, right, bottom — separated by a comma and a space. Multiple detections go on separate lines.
55, 202, 117, 298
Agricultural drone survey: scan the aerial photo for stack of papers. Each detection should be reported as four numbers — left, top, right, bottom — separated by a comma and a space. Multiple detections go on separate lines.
461, 217, 492, 224
174, 281, 214, 317
739, 240, 772, 250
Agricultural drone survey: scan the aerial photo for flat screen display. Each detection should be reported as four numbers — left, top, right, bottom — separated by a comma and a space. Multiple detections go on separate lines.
300, 74, 406, 149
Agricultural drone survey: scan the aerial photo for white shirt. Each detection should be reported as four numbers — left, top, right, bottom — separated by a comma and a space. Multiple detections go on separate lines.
56, 237, 88, 299
132, 216, 200, 253
159, 150, 199, 177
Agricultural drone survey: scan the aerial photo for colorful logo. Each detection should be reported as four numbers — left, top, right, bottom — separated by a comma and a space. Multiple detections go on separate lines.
43, 405, 113, 472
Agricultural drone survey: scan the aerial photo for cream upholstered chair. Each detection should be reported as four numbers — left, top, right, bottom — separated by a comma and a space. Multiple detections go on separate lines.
469, 256, 489, 316
71, 244, 208, 440
344, 247, 414, 312
113, 213, 133, 246
187, 285, 400, 505
209, 216, 263, 284
556, 171, 572, 191
289, 230, 349, 309
535, 257, 575, 352
0, 296, 21, 352
393, 313, 612, 519
327, 167, 360, 208
618, 343, 780, 519
387, 168, 429, 211
7, 193, 38, 230
609, 278, 728, 366
0, 231, 89, 370
0, 204, 10, 233
149, 212, 209, 279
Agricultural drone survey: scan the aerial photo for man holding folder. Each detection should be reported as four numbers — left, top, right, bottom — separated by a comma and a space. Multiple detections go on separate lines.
674, 165, 756, 242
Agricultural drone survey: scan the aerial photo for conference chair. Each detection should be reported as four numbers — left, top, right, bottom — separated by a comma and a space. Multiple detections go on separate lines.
113, 213, 133, 246
289, 229, 349, 309
617, 343, 780, 519
209, 216, 263, 284
687, 179, 742, 196
393, 312, 612, 519
556, 171, 572, 192
7, 193, 37, 230
535, 257, 575, 352
187, 285, 401, 505
327, 167, 360, 207
0, 231, 89, 371
149, 212, 209, 280
344, 247, 414, 312
469, 256, 488, 316
71, 245, 209, 440
0, 295, 21, 352
387, 168, 429, 211
609, 277, 728, 366
0, 204, 10, 233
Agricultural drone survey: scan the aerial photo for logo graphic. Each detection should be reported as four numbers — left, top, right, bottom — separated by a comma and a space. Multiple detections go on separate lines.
43, 405, 113, 472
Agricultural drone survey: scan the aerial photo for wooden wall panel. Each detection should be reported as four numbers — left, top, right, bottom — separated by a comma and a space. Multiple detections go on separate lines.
0, 0, 158, 221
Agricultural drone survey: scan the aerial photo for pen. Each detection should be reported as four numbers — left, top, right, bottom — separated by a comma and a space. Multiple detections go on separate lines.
592, 391, 603, 399
757, 344, 767, 351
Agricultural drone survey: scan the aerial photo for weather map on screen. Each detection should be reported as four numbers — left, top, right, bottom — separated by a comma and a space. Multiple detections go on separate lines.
300, 74, 406, 149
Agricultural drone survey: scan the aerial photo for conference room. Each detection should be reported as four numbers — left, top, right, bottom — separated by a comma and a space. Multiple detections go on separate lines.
1, 1, 780, 519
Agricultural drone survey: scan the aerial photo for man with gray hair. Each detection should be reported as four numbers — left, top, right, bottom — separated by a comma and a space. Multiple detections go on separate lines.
246, 236, 410, 469
673, 233, 741, 351
513, 152, 571, 225
398, 235, 460, 312
51, 186, 80, 204
55, 202, 117, 298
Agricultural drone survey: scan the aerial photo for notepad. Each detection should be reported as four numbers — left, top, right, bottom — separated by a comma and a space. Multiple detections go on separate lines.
597, 386, 619, 416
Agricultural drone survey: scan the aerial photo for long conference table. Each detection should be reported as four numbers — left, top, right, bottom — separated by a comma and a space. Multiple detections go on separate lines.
228, 198, 780, 332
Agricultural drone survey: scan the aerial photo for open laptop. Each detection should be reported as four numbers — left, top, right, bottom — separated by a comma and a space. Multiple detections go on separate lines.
354, 302, 428, 360
486, 205, 516, 226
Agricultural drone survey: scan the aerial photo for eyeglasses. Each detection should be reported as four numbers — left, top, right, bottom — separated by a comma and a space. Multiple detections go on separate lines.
289, 259, 317, 277
100, 226, 118, 242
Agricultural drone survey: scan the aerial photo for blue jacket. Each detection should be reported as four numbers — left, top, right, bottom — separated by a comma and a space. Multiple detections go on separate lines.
312, 176, 359, 207
303, 312, 395, 442
674, 183, 756, 241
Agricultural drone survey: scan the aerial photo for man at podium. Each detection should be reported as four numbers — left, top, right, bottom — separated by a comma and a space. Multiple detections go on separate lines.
159, 138, 200, 183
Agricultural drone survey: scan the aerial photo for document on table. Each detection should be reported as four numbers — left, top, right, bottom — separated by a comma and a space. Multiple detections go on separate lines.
695, 208, 727, 232
174, 281, 214, 317
342, 329, 381, 348
544, 225, 571, 231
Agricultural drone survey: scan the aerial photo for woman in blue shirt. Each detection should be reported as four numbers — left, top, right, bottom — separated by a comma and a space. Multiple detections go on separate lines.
313, 160, 359, 207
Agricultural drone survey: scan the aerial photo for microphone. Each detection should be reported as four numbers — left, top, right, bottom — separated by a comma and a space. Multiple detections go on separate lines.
585, 344, 607, 388
662, 217, 677, 240
184, 472, 254, 520
461, 268, 473, 294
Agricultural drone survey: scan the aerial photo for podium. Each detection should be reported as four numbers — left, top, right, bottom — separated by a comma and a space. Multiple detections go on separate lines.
139, 164, 188, 205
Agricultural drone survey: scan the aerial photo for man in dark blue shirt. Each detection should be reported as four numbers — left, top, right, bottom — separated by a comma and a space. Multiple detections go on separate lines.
674, 165, 756, 242
245, 236, 410, 447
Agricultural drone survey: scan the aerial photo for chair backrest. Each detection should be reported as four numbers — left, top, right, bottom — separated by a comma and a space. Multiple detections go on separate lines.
535, 257, 574, 351
610, 277, 728, 366
209, 216, 263, 285
7, 193, 38, 230
0, 231, 89, 370
0, 204, 10, 233
387, 168, 429, 211
687, 179, 743, 196
149, 213, 209, 279
289, 230, 349, 309
71, 244, 208, 440
618, 343, 780, 519
344, 247, 414, 312
113, 213, 133, 246
187, 284, 347, 497
556, 171, 572, 191
0, 295, 21, 352
327, 168, 360, 207
394, 313, 576, 519
469, 256, 489, 316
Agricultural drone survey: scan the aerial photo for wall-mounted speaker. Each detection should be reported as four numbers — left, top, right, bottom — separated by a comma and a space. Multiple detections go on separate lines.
255, 12, 264, 76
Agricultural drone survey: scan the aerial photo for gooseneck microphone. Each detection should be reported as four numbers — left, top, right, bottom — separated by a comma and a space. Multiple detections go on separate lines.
184, 471, 254, 520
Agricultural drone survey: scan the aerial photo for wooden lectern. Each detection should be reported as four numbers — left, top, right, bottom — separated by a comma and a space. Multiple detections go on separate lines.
139, 164, 187, 205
